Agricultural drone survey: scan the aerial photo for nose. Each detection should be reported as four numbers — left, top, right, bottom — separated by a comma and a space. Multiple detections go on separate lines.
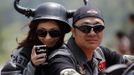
90, 28, 96, 34
45, 33, 52, 39
87, 28, 96, 36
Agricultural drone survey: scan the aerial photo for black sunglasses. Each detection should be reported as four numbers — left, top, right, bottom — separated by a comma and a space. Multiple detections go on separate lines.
74, 24, 105, 33
36, 29, 62, 38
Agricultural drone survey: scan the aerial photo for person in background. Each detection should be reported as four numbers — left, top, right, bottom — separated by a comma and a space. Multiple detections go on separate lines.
128, 13, 134, 55
115, 31, 130, 55
1, 1, 72, 75
47, 6, 130, 75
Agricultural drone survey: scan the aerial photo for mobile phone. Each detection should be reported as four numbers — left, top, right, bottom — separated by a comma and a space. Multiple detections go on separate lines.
35, 45, 47, 54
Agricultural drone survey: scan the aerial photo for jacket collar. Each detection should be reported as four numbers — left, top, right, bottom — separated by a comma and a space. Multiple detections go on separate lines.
67, 36, 88, 65
93, 47, 104, 61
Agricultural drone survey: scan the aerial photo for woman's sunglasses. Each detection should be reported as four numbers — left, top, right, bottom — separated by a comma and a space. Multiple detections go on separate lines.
36, 29, 62, 38
73, 24, 105, 33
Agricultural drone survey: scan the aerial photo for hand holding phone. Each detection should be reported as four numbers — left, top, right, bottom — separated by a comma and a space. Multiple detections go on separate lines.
31, 45, 47, 66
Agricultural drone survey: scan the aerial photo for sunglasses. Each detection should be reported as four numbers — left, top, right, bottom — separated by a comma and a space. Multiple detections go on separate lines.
74, 24, 105, 33
36, 29, 62, 38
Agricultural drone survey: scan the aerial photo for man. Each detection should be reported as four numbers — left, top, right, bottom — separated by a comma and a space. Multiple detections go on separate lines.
48, 6, 129, 75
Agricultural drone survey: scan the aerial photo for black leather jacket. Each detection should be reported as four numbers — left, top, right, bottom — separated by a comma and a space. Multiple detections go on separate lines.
1, 47, 48, 75
47, 37, 128, 75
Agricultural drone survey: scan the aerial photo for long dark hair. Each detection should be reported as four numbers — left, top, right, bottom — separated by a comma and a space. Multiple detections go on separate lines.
17, 20, 66, 50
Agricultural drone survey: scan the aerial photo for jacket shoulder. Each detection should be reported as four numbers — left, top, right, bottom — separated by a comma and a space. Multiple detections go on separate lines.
48, 44, 72, 60
2, 47, 31, 71
1, 47, 34, 75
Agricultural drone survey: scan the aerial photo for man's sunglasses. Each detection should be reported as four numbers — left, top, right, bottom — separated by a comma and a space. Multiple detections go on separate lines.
73, 24, 105, 33
36, 29, 62, 38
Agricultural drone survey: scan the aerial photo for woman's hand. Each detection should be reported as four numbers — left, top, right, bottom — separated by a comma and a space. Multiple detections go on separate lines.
31, 46, 46, 66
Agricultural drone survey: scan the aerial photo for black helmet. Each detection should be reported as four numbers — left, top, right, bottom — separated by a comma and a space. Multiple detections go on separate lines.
14, 0, 75, 33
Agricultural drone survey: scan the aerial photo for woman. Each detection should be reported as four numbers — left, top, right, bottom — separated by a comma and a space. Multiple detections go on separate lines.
1, 0, 73, 75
